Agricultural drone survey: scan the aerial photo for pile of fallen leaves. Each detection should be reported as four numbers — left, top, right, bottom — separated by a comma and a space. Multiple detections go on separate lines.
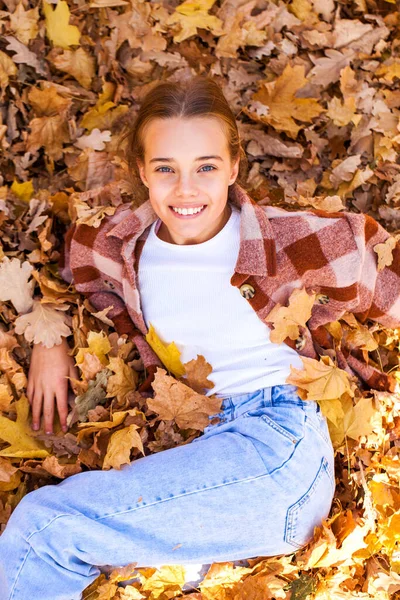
1, 0, 400, 598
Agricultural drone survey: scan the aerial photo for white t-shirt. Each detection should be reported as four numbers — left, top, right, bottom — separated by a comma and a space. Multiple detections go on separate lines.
138, 203, 304, 397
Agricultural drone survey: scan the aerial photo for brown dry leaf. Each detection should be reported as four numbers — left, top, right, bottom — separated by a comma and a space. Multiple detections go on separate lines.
148, 368, 222, 431
0, 50, 18, 93
41, 455, 82, 479
9, 2, 39, 45
244, 64, 325, 139
265, 287, 316, 343
47, 47, 96, 89
106, 356, 138, 402
182, 354, 215, 394
103, 424, 144, 470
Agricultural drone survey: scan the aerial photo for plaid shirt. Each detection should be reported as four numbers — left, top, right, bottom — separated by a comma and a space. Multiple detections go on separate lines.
59, 182, 400, 393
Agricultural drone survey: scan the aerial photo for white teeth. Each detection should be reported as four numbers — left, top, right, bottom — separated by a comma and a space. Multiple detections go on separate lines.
172, 205, 205, 215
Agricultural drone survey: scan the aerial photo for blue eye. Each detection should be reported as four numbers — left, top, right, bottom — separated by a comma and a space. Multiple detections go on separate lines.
155, 165, 216, 173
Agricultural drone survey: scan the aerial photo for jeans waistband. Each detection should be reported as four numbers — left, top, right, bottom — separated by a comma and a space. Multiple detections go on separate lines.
217, 384, 319, 420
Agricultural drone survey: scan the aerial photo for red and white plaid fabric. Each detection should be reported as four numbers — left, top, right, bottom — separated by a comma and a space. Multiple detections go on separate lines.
59, 182, 400, 392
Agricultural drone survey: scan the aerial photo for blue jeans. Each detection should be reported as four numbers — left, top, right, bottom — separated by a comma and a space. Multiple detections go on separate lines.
0, 384, 335, 600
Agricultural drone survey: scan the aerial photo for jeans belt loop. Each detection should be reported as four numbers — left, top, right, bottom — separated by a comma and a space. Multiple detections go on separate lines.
263, 385, 273, 407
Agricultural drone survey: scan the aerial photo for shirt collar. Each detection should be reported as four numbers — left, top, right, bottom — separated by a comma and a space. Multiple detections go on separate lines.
107, 182, 277, 277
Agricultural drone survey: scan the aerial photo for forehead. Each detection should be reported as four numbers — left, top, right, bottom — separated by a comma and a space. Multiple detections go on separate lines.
142, 116, 229, 159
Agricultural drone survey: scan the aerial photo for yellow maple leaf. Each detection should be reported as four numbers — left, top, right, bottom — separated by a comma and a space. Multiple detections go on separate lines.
167, 0, 224, 44
43, 0, 81, 49
265, 287, 316, 344
145, 323, 185, 378
75, 330, 111, 367
286, 355, 354, 402
11, 179, 34, 203
0, 394, 50, 458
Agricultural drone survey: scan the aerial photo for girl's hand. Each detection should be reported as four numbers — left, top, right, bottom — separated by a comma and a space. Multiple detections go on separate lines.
26, 338, 79, 435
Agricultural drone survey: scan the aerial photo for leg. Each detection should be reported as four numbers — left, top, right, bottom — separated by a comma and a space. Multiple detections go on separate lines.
0, 391, 335, 600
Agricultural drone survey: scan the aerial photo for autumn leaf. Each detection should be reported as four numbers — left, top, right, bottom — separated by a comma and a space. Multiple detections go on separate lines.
148, 368, 222, 431
106, 356, 138, 402
75, 330, 112, 366
244, 65, 325, 138
11, 178, 34, 203
286, 355, 354, 402
103, 424, 145, 470
67, 369, 110, 426
14, 300, 72, 347
47, 47, 96, 89
0, 257, 34, 313
374, 235, 398, 271
9, 2, 39, 46
0, 50, 18, 93
181, 354, 215, 394
0, 394, 50, 458
145, 323, 185, 378
74, 200, 116, 227
167, 0, 224, 44
42, 0, 81, 49
265, 287, 316, 344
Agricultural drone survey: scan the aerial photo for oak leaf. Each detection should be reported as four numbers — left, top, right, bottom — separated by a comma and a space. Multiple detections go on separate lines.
14, 300, 72, 347
0, 257, 34, 313
374, 235, 398, 271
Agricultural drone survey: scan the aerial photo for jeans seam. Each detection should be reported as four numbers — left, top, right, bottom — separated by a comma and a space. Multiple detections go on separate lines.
9, 545, 34, 600
93, 469, 273, 522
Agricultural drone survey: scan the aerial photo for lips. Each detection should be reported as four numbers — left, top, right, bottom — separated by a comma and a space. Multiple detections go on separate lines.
169, 205, 207, 218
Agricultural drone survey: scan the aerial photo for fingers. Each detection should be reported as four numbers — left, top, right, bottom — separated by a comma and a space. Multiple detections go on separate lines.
55, 379, 69, 433
31, 389, 43, 431
42, 388, 55, 434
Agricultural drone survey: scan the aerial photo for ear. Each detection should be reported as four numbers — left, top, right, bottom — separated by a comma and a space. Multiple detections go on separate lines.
136, 159, 149, 188
228, 155, 240, 186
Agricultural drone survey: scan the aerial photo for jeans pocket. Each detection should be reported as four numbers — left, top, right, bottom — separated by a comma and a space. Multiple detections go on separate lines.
243, 405, 305, 445
284, 456, 335, 549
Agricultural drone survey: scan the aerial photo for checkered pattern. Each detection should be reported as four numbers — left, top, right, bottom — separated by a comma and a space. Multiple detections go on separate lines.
59, 182, 400, 392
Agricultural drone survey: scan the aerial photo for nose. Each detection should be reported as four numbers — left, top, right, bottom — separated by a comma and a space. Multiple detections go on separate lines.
175, 174, 199, 197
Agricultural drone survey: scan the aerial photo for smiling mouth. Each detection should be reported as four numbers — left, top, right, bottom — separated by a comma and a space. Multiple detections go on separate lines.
169, 205, 207, 218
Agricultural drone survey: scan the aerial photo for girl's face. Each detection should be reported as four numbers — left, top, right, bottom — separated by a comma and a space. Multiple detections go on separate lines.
136, 116, 240, 245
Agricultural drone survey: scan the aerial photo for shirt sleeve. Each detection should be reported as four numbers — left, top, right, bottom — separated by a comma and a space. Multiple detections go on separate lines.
345, 212, 400, 329
58, 221, 164, 377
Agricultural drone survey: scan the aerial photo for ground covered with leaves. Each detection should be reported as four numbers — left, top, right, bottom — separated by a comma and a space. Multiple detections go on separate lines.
0, 0, 400, 598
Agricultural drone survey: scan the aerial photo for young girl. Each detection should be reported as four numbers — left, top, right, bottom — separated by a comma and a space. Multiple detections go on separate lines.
0, 76, 399, 600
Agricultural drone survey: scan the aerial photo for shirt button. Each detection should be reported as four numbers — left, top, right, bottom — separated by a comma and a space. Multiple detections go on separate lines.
316, 293, 330, 304
295, 334, 306, 351
239, 284, 256, 299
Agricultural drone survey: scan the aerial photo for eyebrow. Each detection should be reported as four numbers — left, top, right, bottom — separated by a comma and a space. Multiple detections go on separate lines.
149, 155, 224, 163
